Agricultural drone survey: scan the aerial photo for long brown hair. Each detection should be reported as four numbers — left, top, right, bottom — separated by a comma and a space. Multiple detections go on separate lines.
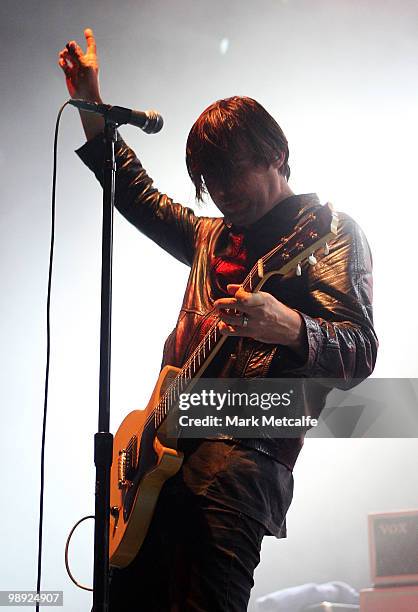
186, 96, 290, 201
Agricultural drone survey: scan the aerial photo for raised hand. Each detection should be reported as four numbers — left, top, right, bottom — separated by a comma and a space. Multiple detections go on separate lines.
58, 28, 101, 102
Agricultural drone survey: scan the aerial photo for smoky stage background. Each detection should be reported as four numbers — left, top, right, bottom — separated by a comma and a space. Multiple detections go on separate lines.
1, 0, 417, 610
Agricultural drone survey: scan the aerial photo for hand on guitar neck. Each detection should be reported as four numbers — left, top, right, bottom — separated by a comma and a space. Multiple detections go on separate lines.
214, 283, 308, 358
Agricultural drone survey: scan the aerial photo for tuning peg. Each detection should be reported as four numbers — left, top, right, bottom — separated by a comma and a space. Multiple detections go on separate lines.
308, 254, 317, 266
324, 242, 329, 255
296, 262, 302, 276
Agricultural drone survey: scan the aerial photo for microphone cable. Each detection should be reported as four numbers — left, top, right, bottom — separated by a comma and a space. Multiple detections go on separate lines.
35, 101, 69, 611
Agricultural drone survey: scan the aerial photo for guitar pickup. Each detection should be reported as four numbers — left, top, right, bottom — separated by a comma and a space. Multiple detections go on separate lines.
118, 435, 139, 488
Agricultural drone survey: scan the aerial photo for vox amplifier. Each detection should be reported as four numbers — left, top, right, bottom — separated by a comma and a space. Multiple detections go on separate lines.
368, 509, 418, 586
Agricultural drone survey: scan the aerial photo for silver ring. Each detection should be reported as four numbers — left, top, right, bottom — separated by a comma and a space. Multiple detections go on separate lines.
242, 314, 249, 328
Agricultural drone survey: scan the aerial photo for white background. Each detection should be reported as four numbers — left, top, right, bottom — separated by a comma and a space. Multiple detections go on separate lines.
1, 0, 417, 609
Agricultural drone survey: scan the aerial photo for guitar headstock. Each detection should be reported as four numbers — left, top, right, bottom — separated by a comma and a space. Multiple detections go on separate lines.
260, 202, 338, 279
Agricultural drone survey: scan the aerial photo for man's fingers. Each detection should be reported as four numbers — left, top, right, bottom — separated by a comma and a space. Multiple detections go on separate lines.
219, 322, 252, 338
214, 297, 238, 309
215, 287, 266, 313
60, 48, 72, 64
226, 284, 264, 306
226, 283, 241, 295
59, 49, 75, 74
215, 295, 263, 313
66, 40, 84, 62
236, 287, 264, 306
219, 312, 249, 326
84, 28, 97, 54
58, 57, 68, 73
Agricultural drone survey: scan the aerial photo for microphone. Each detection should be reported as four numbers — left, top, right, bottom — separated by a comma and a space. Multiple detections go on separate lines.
68, 99, 164, 134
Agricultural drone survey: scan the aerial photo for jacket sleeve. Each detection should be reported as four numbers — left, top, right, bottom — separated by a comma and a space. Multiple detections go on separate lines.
276, 213, 378, 388
76, 132, 200, 266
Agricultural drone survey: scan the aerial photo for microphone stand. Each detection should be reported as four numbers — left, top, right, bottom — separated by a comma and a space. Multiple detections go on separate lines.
92, 117, 117, 612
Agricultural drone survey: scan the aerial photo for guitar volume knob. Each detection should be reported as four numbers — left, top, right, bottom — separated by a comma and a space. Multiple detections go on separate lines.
110, 506, 120, 518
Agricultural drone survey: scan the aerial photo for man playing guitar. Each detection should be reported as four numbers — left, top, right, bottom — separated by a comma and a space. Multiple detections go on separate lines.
59, 28, 378, 612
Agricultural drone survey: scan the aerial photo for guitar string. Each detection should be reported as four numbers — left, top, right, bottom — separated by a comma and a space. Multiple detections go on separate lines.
142, 214, 317, 434
160, 216, 319, 406
150, 215, 318, 431
149, 215, 320, 432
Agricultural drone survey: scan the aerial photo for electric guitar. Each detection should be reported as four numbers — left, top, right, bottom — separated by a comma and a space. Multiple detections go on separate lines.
109, 202, 338, 567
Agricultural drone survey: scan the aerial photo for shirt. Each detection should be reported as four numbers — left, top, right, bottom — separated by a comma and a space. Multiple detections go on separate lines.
165, 438, 294, 538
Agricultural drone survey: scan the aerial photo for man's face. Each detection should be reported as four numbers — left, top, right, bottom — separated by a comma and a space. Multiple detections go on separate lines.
203, 158, 284, 228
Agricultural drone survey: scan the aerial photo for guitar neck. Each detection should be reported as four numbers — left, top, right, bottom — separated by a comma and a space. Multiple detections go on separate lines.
152, 263, 264, 429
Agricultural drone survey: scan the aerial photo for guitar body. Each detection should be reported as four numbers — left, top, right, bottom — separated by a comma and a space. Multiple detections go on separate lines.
109, 365, 184, 568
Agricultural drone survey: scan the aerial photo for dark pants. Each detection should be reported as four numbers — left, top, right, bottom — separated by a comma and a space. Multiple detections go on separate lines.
109, 479, 266, 611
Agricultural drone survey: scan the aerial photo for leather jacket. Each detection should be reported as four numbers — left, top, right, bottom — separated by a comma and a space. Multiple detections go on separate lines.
77, 133, 378, 470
